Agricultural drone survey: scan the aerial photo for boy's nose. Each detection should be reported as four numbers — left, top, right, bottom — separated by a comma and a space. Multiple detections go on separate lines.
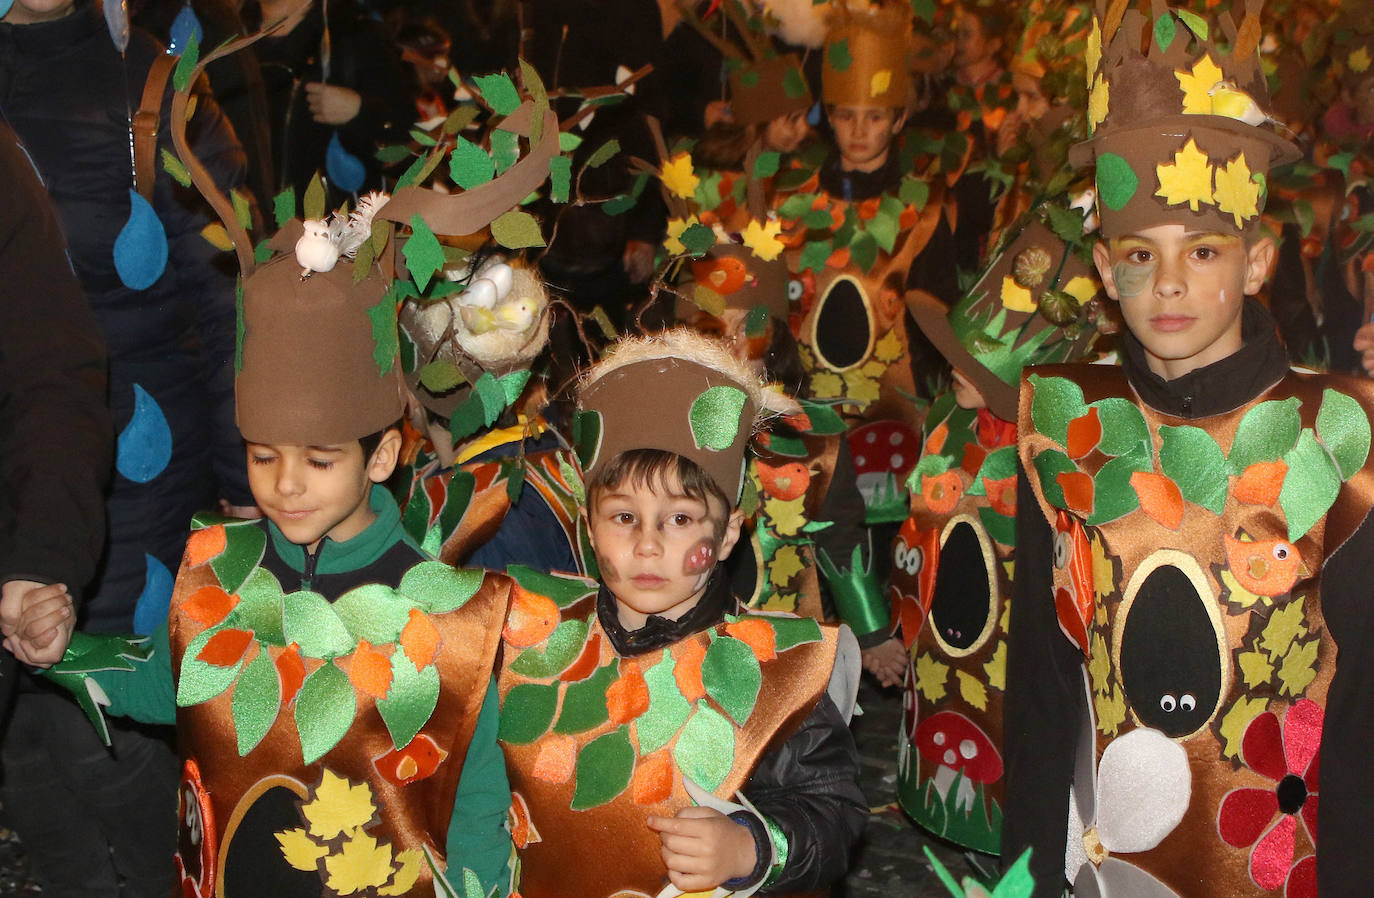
276, 462, 306, 497
1152, 258, 1187, 299
633, 527, 663, 556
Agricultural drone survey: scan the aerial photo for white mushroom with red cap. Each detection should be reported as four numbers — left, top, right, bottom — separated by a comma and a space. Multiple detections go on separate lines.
847, 420, 921, 506
915, 710, 1002, 812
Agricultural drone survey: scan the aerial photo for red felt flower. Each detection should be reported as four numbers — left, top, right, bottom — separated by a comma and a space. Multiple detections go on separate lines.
1217, 699, 1321, 898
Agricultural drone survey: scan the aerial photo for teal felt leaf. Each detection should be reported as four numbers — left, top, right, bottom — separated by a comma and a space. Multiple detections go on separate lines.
690, 386, 747, 451
209, 522, 266, 595
702, 636, 761, 726
638, 650, 692, 754
331, 584, 412, 644
1087, 454, 1148, 525
1316, 388, 1371, 479
1227, 397, 1302, 476
450, 137, 494, 189
1028, 374, 1087, 448
272, 187, 296, 229
282, 591, 355, 658
1280, 429, 1343, 541
172, 31, 199, 91
586, 139, 620, 169
498, 682, 560, 745
673, 703, 734, 792
366, 289, 399, 375
162, 148, 192, 187
553, 661, 618, 734
232, 648, 280, 756
232, 566, 286, 645
1032, 448, 1077, 511
507, 565, 597, 609
769, 615, 823, 651
509, 618, 590, 678
175, 627, 243, 706
549, 155, 572, 203
405, 214, 445, 291
400, 561, 484, 613
295, 661, 356, 764
753, 151, 781, 180
491, 210, 546, 248
1158, 424, 1227, 513
1093, 397, 1152, 459
571, 726, 634, 810
828, 38, 852, 72
303, 172, 326, 221
376, 649, 440, 749
473, 73, 521, 115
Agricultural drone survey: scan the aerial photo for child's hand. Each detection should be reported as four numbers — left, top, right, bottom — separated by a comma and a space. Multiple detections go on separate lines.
1, 580, 74, 667
861, 637, 908, 689
647, 807, 757, 892
1354, 322, 1374, 377
305, 82, 362, 125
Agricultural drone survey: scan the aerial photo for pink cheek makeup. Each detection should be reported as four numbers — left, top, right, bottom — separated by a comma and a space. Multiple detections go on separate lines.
683, 540, 716, 575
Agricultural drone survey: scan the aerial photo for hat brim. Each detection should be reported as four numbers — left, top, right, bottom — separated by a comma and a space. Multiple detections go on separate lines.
906, 289, 1019, 423
1069, 113, 1301, 169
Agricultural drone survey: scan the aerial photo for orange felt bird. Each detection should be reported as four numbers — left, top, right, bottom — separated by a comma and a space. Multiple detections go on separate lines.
690, 255, 749, 295
1223, 533, 1305, 597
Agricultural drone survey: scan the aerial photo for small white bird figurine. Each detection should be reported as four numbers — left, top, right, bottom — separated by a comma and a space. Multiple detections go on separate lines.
295, 219, 339, 276
294, 191, 391, 278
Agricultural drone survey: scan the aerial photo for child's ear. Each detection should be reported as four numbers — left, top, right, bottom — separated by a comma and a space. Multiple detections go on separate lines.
366, 429, 403, 483
890, 109, 908, 134
1243, 236, 1276, 296
1092, 240, 1120, 301
716, 508, 746, 562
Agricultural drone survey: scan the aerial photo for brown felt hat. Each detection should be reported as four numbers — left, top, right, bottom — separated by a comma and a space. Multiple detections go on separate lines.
729, 54, 814, 127
674, 242, 791, 324
821, 3, 912, 109
1070, 0, 1299, 237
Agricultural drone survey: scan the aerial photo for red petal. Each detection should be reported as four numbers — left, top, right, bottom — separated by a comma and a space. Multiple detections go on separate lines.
1285, 854, 1317, 898
1251, 815, 1298, 891
1282, 700, 1323, 780
1218, 787, 1278, 847
1299, 792, 1318, 846
1243, 711, 1288, 782
1303, 743, 1320, 792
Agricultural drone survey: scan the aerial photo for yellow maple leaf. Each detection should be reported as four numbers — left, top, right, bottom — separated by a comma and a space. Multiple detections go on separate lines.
956, 670, 988, 711
810, 371, 844, 399
1175, 55, 1226, 114
661, 153, 700, 200
1063, 275, 1098, 305
324, 828, 394, 895
1155, 138, 1215, 212
1213, 152, 1261, 229
842, 369, 881, 405
915, 653, 949, 702
760, 590, 799, 613
1237, 648, 1275, 689
1277, 639, 1319, 697
874, 330, 905, 363
984, 642, 1007, 692
1221, 566, 1266, 610
769, 544, 806, 586
1000, 275, 1036, 312
870, 69, 893, 99
380, 849, 424, 896
303, 770, 377, 840
1088, 631, 1112, 693
1259, 596, 1306, 659
663, 215, 700, 255
276, 827, 327, 872
1088, 73, 1110, 131
1085, 18, 1102, 89
1217, 695, 1268, 760
861, 359, 888, 378
764, 494, 808, 537
1350, 46, 1371, 74
742, 218, 785, 261
1094, 685, 1127, 737
1090, 536, 1114, 601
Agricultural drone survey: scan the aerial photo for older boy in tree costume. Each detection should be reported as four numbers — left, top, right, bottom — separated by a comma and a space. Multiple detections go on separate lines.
496, 330, 867, 897
1003, 1, 1374, 896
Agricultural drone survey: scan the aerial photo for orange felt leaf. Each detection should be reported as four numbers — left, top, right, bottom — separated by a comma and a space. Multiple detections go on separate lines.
197, 628, 254, 667
1130, 471, 1184, 530
921, 471, 964, 515
606, 659, 651, 725
182, 586, 238, 627
532, 733, 577, 783
509, 792, 538, 848
1234, 460, 1288, 507
957, 109, 973, 132
961, 443, 988, 478
424, 477, 447, 524
349, 640, 393, 700
755, 460, 811, 502
899, 205, 918, 230
1066, 407, 1102, 459
725, 619, 777, 662
503, 586, 561, 648
185, 525, 227, 567
559, 631, 603, 682
632, 753, 674, 805
277, 643, 306, 704
374, 733, 447, 786
982, 106, 1008, 132
399, 608, 441, 669
783, 412, 812, 431
1362, 254, 1374, 274
674, 639, 707, 702
857, 196, 882, 220
986, 475, 1017, 517
924, 422, 949, 455
1056, 471, 1094, 516
826, 246, 851, 269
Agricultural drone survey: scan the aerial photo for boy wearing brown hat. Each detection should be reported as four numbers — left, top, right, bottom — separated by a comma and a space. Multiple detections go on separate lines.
495, 329, 867, 897
1004, 2, 1374, 896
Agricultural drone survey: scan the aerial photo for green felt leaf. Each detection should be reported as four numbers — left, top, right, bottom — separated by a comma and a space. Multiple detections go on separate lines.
376, 649, 440, 749
282, 591, 355, 658
366, 290, 399, 375
232, 566, 286, 645
586, 139, 620, 169
1032, 448, 1077, 511
375, 144, 413, 164
410, 128, 438, 147
503, 458, 526, 502
549, 155, 572, 203
979, 505, 1016, 547
474, 73, 521, 115
162, 148, 192, 187
1316, 388, 1371, 479
491, 210, 546, 249
1176, 9, 1208, 40
400, 561, 484, 613
572, 726, 634, 810
303, 172, 326, 221
690, 385, 747, 450
800, 239, 832, 272
405, 214, 445, 291
1093, 397, 1152, 459
476, 370, 507, 421
331, 584, 412, 644
1227, 397, 1302, 476
744, 303, 769, 339
798, 400, 848, 435
638, 649, 692, 754
509, 619, 590, 678
420, 360, 466, 393
1087, 454, 1148, 525
272, 187, 296, 229
553, 661, 618, 734
866, 206, 899, 255
559, 131, 583, 152
802, 207, 833, 229
972, 446, 1018, 495
910, 0, 936, 23
497, 682, 560, 744
1280, 429, 1343, 541
253, 239, 272, 264
828, 38, 852, 72
175, 627, 244, 707
770, 615, 823, 651
753, 151, 781, 180
490, 129, 519, 174
900, 176, 931, 209
443, 104, 480, 135
680, 222, 716, 256
1095, 153, 1138, 210
1044, 205, 1087, 246
673, 703, 734, 792
232, 649, 280, 756
778, 193, 815, 219
783, 66, 807, 99
450, 137, 495, 189
401, 481, 432, 545
499, 369, 532, 403
295, 661, 356, 764
572, 408, 603, 470
1158, 424, 1227, 514
1153, 11, 1176, 51
172, 32, 199, 91
702, 636, 761, 726
210, 522, 266, 595
507, 565, 597, 609
1028, 374, 1087, 448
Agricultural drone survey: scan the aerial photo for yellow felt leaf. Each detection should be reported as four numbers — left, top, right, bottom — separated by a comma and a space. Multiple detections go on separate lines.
769, 544, 806, 586
1221, 566, 1265, 610
1085, 19, 1102, 88
1088, 632, 1112, 693
1088, 74, 1109, 130
741, 218, 785, 261
843, 369, 881, 405
861, 359, 888, 378
1259, 596, 1306, 659
874, 330, 905, 363
663, 215, 699, 255
870, 69, 893, 98
760, 590, 799, 613
984, 642, 1007, 692
1213, 152, 1261, 229
1176, 55, 1227, 114
1237, 648, 1275, 689
276, 827, 327, 872
764, 494, 808, 538
1000, 275, 1036, 312
999, 593, 1012, 627
1094, 685, 1127, 737
661, 153, 700, 200
1002, 560, 1014, 582
915, 653, 949, 702
1091, 536, 1114, 600
1349, 46, 1371, 74
1218, 695, 1268, 760
303, 770, 377, 840
201, 222, 234, 251
1063, 275, 1098, 305
324, 828, 394, 894
956, 670, 988, 710
810, 371, 844, 399
380, 849, 424, 896
1277, 639, 1319, 697
1155, 138, 1215, 212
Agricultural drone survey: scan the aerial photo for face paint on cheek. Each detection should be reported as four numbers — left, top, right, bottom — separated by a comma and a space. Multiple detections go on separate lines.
596, 553, 620, 584
1112, 261, 1155, 299
683, 540, 716, 576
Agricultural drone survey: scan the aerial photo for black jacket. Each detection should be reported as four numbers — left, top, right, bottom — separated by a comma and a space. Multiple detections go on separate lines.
0, 1, 250, 632
1002, 300, 1374, 897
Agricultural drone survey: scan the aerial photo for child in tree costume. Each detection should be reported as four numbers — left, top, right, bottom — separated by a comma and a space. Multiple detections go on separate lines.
496, 330, 867, 897
1003, 2, 1374, 896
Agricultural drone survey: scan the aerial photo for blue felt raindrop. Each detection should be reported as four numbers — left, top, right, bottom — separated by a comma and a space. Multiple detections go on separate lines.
325, 131, 366, 195
0, 1, 14, 19
116, 384, 173, 484
167, 2, 203, 56
133, 554, 174, 634
113, 189, 168, 290
103, 0, 130, 53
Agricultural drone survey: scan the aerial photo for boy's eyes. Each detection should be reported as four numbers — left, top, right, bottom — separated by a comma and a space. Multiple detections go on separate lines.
1125, 248, 1153, 264
1190, 245, 1218, 261
668, 513, 694, 527
249, 454, 275, 466
307, 458, 335, 470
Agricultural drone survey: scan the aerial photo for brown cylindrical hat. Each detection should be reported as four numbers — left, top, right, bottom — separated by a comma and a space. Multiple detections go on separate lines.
237, 252, 405, 445
575, 330, 770, 503
821, 4, 912, 108
729, 54, 813, 126
674, 243, 791, 323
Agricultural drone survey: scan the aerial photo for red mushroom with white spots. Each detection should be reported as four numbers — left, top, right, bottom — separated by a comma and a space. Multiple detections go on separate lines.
914, 711, 1002, 812
847, 420, 921, 506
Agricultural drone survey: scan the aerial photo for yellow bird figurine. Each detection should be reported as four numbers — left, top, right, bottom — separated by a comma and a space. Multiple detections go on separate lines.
1207, 80, 1271, 127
